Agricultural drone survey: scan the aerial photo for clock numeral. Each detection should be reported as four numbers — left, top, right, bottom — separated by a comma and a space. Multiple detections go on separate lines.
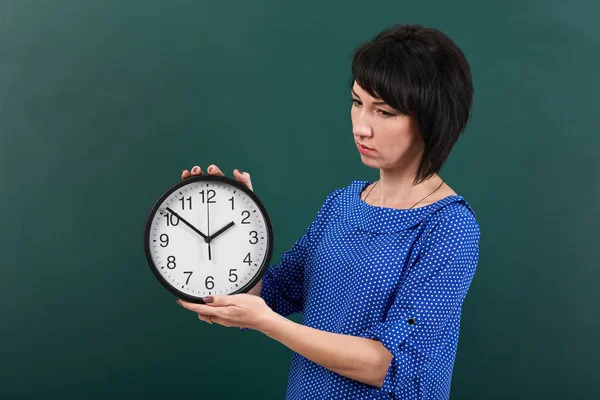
229, 196, 235, 210
229, 269, 238, 282
205, 275, 214, 290
241, 210, 250, 224
184, 271, 193, 285
199, 189, 216, 204
243, 252, 252, 265
249, 231, 258, 244
166, 213, 179, 226
167, 255, 176, 269
159, 234, 169, 247
179, 196, 192, 210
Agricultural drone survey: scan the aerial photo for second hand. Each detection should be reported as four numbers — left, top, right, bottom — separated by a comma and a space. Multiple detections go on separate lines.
207, 195, 212, 261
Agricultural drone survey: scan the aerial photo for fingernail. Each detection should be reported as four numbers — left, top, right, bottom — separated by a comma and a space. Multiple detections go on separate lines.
192, 167, 199, 172
203, 296, 214, 304
176, 300, 182, 307
208, 166, 214, 173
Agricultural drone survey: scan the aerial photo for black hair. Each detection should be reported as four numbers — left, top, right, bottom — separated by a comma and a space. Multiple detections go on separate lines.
349, 23, 474, 185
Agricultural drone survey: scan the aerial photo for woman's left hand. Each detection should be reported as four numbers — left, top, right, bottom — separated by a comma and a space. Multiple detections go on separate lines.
176, 294, 275, 331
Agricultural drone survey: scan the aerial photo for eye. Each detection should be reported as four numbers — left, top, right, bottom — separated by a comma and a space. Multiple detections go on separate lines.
378, 110, 395, 117
351, 98, 361, 106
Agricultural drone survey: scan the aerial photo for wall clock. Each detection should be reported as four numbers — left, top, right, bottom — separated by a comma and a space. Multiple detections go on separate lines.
143, 174, 274, 303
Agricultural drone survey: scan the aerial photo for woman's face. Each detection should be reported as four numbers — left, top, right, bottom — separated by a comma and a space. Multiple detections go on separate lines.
351, 81, 424, 170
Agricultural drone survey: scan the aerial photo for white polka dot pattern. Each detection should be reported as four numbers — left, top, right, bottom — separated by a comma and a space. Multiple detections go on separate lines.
242, 180, 480, 400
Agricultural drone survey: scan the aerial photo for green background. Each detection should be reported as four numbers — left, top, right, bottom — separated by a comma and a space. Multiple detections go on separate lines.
1, 0, 598, 398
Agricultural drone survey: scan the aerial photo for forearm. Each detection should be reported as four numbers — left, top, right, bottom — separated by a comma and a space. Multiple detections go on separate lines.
247, 279, 262, 297
261, 312, 391, 388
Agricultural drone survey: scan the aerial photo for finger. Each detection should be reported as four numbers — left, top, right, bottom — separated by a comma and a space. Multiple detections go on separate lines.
198, 314, 212, 323
233, 169, 253, 191
200, 314, 230, 327
207, 165, 224, 176
182, 166, 203, 180
177, 299, 218, 316
204, 294, 238, 307
191, 166, 203, 176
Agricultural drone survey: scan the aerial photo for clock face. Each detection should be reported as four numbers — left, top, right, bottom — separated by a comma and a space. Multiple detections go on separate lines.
143, 175, 273, 303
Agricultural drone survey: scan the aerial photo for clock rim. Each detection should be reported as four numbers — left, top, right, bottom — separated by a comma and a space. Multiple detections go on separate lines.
143, 174, 274, 304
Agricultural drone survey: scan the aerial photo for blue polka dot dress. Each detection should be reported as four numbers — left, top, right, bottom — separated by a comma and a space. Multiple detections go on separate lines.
244, 180, 480, 399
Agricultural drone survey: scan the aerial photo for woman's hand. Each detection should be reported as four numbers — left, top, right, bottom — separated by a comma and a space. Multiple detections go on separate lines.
181, 164, 253, 191
176, 294, 275, 332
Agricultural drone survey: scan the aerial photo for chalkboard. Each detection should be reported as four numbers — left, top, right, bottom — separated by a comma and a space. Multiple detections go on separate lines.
1, 0, 598, 398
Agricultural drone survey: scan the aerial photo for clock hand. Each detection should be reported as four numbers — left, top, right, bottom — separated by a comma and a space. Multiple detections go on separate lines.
209, 221, 235, 241
207, 198, 211, 261
165, 207, 209, 242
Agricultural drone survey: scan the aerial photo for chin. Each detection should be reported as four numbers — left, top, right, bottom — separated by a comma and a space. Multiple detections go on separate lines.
359, 155, 380, 169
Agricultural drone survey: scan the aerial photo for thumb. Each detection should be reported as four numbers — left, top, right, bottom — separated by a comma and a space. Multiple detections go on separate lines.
233, 169, 253, 191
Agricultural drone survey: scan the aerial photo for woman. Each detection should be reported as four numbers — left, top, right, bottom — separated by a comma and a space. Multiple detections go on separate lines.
177, 23, 480, 400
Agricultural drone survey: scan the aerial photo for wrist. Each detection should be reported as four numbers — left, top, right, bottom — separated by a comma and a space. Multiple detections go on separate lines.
259, 310, 288, 338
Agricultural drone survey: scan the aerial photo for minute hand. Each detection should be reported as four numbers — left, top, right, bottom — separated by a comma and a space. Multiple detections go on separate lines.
209, 221, 235, 242
165, 207, 209, 242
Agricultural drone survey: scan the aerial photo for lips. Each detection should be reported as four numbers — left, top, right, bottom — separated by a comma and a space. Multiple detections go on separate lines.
357, 142, 374, 150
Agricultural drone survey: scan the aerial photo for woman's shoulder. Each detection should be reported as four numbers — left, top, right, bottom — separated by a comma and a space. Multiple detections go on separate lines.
417, 196, 480, 248
310, 181, 362, 220
321, 180, 362, 203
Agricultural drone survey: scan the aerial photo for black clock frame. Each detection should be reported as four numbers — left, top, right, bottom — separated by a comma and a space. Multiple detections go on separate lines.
143, 174, 274, 304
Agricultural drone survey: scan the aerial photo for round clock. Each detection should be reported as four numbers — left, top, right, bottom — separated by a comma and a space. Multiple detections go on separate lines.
143, 174, 274, 304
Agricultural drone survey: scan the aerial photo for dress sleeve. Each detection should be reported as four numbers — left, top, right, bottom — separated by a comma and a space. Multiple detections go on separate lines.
356, 209, 481, 393
258, 228, 310, 317
240, 188, 343, 332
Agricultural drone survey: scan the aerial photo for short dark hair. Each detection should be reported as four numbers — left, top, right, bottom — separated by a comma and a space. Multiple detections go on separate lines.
349, 24, 474, 185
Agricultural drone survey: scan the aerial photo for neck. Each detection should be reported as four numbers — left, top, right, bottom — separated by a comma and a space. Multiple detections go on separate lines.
375, 165, 443, 208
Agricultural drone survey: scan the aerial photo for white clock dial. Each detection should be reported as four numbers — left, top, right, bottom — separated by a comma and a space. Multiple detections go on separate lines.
144, 176, 273, 302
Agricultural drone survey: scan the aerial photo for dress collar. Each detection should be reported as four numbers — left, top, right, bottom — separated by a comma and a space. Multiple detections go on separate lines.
341, 180, 475, 233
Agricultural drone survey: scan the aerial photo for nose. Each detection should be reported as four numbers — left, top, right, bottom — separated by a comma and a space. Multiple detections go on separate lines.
352, 113, 373, 138
351, 99, 375, 139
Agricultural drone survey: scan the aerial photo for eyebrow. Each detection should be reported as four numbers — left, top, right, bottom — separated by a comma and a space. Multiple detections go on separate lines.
351, 89, 388, 106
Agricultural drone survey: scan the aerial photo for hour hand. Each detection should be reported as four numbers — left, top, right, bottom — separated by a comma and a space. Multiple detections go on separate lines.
165, 207, 209, 242
209, 221, 235, 242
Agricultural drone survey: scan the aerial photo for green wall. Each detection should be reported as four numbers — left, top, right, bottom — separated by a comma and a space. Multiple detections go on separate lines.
1, 0, 598, 398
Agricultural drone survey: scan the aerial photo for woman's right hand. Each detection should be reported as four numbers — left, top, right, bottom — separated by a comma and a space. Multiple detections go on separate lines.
180, 164, 262, 299
181, 164, 253, 192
